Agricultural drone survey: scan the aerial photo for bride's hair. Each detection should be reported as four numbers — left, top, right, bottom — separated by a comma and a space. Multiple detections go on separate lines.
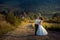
39, 17, 43, 20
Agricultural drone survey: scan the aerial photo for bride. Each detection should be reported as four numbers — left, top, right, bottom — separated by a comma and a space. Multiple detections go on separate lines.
35, 17, 48, 36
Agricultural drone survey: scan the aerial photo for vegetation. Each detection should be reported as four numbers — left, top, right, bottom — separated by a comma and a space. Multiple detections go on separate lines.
0, 9, 60, 37
0, 14, 16, 36
42, 13, 60, 31
0, 11, 21, 36
42, 22, 60, 31
6, 12, 20, 26
0, 21, 15, 36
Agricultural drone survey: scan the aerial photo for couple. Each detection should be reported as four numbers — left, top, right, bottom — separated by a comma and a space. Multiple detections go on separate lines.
35, 17, 48, 36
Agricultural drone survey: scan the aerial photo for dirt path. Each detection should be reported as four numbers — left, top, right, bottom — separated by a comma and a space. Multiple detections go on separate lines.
0, 23, 60, 40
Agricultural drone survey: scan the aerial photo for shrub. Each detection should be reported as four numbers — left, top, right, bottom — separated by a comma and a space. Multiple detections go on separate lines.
6, 12, 20, 26
0, 13, 20, 36
0, 21, 15, 36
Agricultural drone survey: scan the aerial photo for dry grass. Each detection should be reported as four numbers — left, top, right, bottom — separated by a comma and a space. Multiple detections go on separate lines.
0, 14, 17, 36
0, 21, 15, 36
42, 22, 60, 28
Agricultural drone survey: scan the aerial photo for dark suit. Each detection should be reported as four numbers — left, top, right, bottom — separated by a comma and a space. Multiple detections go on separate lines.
35, 24, 38, 35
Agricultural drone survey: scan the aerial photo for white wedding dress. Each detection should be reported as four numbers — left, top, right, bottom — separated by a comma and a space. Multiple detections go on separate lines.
36, 24, 48, 35
35, 19, 48, 35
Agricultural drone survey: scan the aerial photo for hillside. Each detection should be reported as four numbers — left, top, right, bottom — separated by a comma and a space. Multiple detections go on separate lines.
0, 0, 60, 15
0, 23, 60, 40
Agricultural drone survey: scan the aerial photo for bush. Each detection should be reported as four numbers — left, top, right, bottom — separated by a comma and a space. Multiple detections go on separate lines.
0, 13, 21, 36
6, 12, 20, 26
0, 21, 15, 36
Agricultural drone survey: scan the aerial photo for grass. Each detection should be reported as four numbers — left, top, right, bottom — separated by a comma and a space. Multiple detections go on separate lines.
0, 13, 30, 36
42, 22, 60, 31
0, 14, 18, 36
0, 21, 16, 36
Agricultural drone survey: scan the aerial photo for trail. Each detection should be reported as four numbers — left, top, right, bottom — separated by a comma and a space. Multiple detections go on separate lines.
0, 23, 60, 40
0, 23, 34, 40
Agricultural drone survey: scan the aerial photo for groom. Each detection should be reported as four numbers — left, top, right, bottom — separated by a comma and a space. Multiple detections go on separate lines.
35, 17, 39, 36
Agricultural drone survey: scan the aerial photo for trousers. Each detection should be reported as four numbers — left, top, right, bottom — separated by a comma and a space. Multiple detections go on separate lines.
35, 24, 38, 35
